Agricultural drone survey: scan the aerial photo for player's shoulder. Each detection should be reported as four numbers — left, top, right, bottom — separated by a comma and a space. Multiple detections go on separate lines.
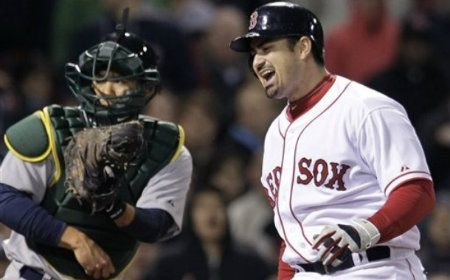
337, 75, 405, 113
139, 114, 178, 128
3, 105, 61, 162
172, 145, 192, 165
138, 115, 183, 135
4, 104, 85, 162
139, 114, 191, 163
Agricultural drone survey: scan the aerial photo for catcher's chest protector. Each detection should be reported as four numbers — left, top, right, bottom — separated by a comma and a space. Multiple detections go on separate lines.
4, 104, 182, 279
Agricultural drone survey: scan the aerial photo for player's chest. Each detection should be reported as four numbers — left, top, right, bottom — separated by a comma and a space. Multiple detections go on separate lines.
262, 116, 361, 203
266, 114, 356, 164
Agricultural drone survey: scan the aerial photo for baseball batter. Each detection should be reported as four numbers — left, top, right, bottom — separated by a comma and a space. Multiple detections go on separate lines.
230, 2, 435, 279
0, 26, 192, 279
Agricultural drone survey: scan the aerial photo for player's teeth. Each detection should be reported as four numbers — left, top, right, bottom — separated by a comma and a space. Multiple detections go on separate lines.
261, 70, 273, 79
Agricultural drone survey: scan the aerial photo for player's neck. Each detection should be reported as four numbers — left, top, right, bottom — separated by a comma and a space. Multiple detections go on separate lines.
286, 73, 335, 121
288, 67, 328, 103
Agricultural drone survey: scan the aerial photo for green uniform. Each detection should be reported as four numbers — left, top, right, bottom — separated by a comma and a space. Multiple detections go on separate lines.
4, 104, 185, 279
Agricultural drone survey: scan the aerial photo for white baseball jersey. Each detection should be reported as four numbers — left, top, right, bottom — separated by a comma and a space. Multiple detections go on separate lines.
0, 146, 192, 280
260, 75, 432, 269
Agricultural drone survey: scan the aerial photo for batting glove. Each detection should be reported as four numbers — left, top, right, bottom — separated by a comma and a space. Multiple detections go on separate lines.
312, 219, 380, 267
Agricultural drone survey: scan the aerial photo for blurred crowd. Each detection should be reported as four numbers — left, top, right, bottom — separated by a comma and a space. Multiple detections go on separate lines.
1, 0, 450, 279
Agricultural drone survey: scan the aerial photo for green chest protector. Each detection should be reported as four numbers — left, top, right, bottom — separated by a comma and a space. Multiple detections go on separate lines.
4, 104, 183, 279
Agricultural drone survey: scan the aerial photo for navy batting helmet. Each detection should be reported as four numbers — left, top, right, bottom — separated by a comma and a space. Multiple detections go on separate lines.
230, 1, 324, 64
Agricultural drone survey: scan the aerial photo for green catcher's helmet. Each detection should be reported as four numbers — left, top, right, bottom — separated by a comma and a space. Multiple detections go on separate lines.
65, 31, 161, 125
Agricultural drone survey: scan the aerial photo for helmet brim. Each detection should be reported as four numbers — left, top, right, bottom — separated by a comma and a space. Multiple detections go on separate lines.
229, 32, 263, 52
230, 32, 309, 53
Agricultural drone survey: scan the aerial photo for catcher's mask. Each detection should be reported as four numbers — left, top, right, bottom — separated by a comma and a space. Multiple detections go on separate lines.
65, 31, 161, 124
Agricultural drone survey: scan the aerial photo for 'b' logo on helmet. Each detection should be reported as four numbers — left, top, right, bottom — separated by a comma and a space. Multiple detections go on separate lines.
249, 11, 258, 30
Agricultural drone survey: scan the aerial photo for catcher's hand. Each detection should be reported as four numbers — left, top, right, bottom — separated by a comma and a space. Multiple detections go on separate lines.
312, 219, 380, 267
64, 120, 144, 214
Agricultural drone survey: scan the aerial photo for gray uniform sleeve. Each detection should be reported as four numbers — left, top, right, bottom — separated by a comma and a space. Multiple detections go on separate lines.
0, 152, 53, 203
136, 146, 192, 238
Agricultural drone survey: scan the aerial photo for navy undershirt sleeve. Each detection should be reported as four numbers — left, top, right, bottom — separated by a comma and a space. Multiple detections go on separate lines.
122, 207, 174, 243
0, 183, 66, 246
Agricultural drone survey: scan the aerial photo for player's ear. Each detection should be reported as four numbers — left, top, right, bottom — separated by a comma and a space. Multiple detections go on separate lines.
296, 36, 313, 60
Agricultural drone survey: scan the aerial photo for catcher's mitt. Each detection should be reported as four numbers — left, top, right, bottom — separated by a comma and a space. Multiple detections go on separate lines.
64, 120, 145, 214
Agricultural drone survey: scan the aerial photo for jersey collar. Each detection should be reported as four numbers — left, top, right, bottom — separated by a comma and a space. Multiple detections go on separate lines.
286, 74, 336, 122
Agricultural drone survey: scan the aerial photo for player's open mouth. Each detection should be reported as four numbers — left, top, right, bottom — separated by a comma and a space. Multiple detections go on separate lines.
259, 69, 275, 87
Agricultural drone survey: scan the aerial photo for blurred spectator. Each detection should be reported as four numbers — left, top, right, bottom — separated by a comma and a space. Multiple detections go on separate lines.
209, 0, 267, 16
198, 5, 249, 124
122, 243, 161, 280
0, 53, 54, 157
223, 80, 283, 160
416, 95, 450, 190
144, 89, 181, 123
68, 0, 198, 94
168, 0, 216, 93
50, 0, 101, 70
404, 0, 450, 78
207, 149, 247, 204
170, 0, 215, 37
145, 188, 273, 280
228, 150, 278, 267
369, 20, 449, 126
0, 68, 21, 157
325, 0, 400, 83
420, 191, 450, 275
178, 90, 222, 186
17, 55, 56, 115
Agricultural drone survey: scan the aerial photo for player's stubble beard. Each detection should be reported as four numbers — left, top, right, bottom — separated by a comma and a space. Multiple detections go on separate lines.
262, 73, 282, 100
263, 76, 297, 101
264, 85, 278, 99
262, 64, 300, 101
279, 63, 305, 102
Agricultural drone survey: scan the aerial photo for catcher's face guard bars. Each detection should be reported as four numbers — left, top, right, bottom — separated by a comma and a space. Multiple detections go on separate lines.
64, 45, 160, 121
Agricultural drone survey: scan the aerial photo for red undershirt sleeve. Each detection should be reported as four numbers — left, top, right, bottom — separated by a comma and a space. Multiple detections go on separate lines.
278, 239, 295, 280
368, 179, 435, 243
276, 179, 434, 278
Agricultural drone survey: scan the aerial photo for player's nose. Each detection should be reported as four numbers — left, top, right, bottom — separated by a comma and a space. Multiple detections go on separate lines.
99, 81, 115, 96
107, 81, 128, 97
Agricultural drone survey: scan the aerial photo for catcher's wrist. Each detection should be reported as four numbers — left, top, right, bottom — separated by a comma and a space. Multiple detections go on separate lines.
59, 226, 87, 250
105, 199, 127, 220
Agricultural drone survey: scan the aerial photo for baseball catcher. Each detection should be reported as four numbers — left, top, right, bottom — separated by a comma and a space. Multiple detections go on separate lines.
0, 11, 192, 280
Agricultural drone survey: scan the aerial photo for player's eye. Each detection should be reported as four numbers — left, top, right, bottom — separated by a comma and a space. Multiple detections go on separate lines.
260, 43, 274, 54
262, 48, 270, 54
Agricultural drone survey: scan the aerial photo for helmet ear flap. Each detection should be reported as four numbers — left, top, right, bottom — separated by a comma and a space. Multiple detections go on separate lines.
141, 80, 161, 100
